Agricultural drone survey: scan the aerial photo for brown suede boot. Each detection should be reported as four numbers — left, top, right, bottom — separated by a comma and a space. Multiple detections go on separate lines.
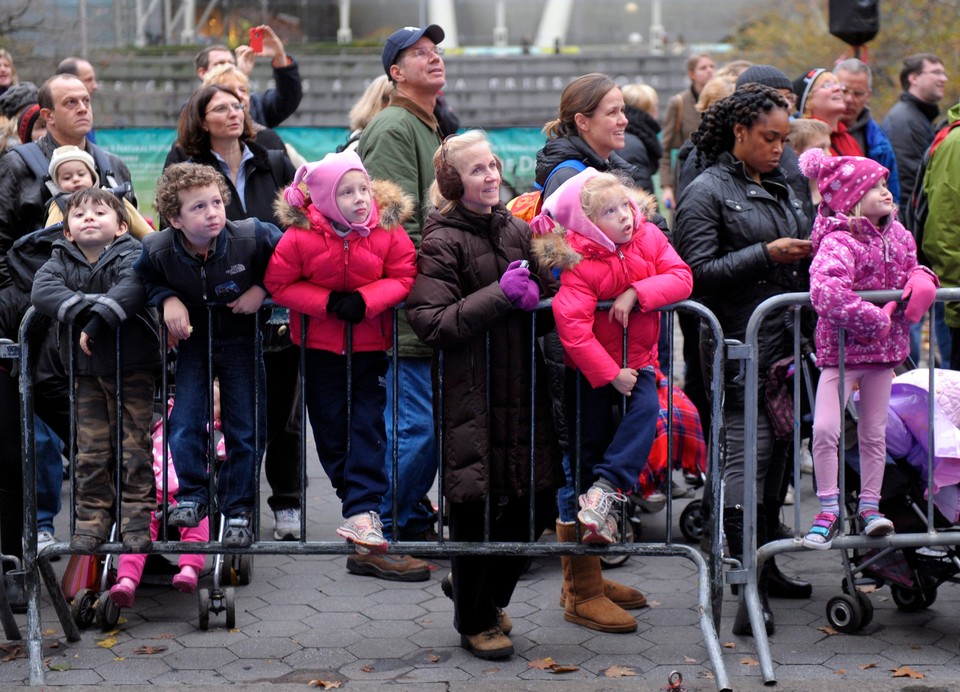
557, 521, 637, 633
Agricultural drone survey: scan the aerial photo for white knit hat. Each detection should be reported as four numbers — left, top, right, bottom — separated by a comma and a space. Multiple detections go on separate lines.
48, 145, 99, 187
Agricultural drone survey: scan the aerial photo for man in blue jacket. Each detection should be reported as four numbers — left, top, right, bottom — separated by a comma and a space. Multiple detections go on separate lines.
834, 58, 901, 204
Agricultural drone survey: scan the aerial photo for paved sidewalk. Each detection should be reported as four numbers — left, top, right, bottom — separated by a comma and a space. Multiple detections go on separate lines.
3, 456, 960, 690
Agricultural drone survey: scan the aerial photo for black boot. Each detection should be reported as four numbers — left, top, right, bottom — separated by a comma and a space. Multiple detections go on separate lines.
725, 506, 774, 636
764, 505, 812, 600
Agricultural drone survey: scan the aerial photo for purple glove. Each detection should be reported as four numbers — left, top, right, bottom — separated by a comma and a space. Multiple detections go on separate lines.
901, 272, 938, 324
499, 260, 539, 310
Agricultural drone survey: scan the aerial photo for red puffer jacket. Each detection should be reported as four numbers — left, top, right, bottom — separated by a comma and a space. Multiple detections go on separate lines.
264, 179, 417, 354
535, 188, 693, 388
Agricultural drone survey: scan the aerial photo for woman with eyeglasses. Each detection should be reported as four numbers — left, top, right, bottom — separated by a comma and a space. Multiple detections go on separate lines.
793, 68, 864, 158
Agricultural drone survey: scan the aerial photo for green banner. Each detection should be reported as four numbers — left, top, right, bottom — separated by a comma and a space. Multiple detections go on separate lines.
94, 127, 547, 223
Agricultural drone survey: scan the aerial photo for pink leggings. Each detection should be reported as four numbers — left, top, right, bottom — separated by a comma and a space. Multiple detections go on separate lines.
116, 511, 208, 585
812, 366, 893, 505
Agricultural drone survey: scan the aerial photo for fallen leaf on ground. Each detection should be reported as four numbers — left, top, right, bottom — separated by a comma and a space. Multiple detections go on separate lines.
647, 600, 661, 607
818, 625, 838, 636
482, 668, 499, 674
96, 635, 118, 649
1, 644, 26, 662
42, 629, 57, 636
152, 633, 176, 640
308, 680, 341, 689
683, 655, 698, 664
910, 644, 921, 650
114, 657, 124, 661
891, 666, 924, 679
427, 654, 440, 663
133, 646, 167, 655
859, 662, 877, 670
722, 641, 736, 649
360, 664, 375, 673
47, 661, 70, 671
604, 665, 637, 678
740, 657, 760, 667
550, 665, 580, 674
528, 657, 556, 670
698, 671, 716, 680
835, 669, 846, 675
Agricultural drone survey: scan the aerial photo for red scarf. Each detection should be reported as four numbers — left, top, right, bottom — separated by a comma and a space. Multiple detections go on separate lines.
826, 120, 864, 157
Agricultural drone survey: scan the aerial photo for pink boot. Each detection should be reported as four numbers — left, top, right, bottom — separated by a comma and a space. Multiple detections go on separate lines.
172, 565, 198, 594
109, 577, 137, 608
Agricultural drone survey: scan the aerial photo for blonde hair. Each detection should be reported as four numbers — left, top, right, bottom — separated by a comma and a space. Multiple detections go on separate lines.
429, 129, 496, 214
620, 83, 658, 116
201, 63, 249, 93
580, 172, 634, 224
696, 75, 736, 113
349, 76, 393, 131
788, 118, 832, 155
0, 50, 17, 85
714, 59, 752, 81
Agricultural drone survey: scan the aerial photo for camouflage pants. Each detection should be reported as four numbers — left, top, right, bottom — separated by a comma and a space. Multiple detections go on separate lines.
74, 371, 156, 540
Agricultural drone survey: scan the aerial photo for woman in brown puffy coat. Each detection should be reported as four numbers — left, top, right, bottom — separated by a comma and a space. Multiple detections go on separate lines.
405, 130, 563, 661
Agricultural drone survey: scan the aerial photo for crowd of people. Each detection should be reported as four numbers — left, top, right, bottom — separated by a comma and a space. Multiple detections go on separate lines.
0, 25, 956, 661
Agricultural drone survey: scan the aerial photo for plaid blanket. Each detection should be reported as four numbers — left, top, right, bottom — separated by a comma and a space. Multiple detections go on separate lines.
633, 369, 707, 498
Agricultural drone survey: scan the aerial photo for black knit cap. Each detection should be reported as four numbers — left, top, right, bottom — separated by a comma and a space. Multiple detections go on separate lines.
735, 65, 792, 91
0, 81, 39, 119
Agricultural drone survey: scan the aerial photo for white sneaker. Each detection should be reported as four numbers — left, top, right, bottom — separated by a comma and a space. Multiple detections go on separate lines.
783, 486, 795, 506
337, 511, 388, 553
37, 529, 60, 561
273, 508, 302, 541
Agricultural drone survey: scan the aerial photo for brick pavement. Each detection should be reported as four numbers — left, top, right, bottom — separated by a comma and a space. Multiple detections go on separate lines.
3, 456, 960, 690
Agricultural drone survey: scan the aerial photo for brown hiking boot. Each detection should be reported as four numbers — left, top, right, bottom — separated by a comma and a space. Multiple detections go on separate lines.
460, 627, 514, 660
346, 553, 430, 582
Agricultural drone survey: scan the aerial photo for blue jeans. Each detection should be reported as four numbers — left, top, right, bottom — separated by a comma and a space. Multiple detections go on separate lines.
563, 366, 659, 494
169, 333, 265, 517
304, 350, 388, 518
36, 416, 64, 533
380, 357, 437, 539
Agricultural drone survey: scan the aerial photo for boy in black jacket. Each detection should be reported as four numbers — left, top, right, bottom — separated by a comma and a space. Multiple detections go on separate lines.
134, 163, 282, 548
32, 187, 160, 553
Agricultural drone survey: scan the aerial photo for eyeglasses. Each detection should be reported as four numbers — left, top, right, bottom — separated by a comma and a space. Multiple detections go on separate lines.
206, 102, 244, 116
403, 46, 444, 60
919, 69, 947, 78
842, 87, 869, 98
815, 81, 844, 92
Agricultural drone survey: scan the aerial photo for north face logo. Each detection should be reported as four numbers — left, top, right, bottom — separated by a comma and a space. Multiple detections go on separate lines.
226, 264, 246, 275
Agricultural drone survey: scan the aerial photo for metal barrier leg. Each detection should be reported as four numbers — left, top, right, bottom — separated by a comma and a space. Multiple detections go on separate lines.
37, 553, 81, 642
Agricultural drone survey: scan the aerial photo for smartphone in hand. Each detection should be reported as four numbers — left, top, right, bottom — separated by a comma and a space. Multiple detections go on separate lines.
249, 27, 264, 53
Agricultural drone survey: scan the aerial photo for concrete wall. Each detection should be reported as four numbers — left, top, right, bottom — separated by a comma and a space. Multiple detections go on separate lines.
82, 50, 688, 129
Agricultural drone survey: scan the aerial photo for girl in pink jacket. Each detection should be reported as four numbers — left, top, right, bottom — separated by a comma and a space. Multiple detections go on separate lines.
532, 169, 693, 544
799, 149, 938, 549
264, 151, 417, 553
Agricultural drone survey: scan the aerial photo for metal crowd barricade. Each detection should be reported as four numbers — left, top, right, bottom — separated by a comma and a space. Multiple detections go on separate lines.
734, 289, 960, 685
15, 298, 730, 690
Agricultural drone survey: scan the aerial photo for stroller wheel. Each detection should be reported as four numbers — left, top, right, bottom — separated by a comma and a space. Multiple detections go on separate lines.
680, 500, 704, 543
70, 588, 98, 629
224, 588, 236, 629
237, 554, 253, 586
198, 588, 211, 630
854, 591, 874, 628
826, 593, 863, 633
96, 590, 120, 630
891, 583, 937, 611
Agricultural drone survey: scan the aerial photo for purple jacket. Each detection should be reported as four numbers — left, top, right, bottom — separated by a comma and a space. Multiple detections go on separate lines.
809, 209, 935, 367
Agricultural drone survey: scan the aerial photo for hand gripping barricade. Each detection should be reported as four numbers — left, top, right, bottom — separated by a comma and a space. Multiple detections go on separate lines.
12, 299, 732, 690
733, 288, 960, 685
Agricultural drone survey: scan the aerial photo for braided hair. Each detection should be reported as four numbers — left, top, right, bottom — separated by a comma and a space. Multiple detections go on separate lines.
691, 83, 789, 170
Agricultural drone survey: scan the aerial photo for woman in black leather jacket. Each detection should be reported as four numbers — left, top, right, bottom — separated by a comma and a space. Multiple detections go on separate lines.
674, 84, 812, 637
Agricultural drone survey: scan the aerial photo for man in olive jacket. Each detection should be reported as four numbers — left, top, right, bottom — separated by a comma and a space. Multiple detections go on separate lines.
354, 24, 447, 582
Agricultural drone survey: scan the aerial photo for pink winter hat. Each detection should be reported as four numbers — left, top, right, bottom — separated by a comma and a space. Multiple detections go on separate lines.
798, 148, 889, 215
283, 150, 376, 232
530, 168, 639, 253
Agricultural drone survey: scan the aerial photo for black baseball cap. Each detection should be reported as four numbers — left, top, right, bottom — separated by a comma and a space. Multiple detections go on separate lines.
381, 25, 445, 77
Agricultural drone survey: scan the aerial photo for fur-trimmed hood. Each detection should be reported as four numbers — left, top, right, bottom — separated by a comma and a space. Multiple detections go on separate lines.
273, 178, 413, 233
532, 184, 659, 272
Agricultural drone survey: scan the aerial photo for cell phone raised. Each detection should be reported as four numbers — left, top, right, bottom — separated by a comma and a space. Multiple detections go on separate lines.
249, 27, 264, 53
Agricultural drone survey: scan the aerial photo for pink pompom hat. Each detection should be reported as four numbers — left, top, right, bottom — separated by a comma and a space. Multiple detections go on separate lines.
798, 147, 889, 215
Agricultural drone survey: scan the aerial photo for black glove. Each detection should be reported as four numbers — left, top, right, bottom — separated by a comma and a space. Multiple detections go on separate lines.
336, 291, 366, 324
80, 313, 109, 343
327, 291, 348, 315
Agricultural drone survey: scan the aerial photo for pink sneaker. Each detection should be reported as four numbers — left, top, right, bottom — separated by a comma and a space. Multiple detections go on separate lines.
172, 567, 198, 594
109, 579, 136, 608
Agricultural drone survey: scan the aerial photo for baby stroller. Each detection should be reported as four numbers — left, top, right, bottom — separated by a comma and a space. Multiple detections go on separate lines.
600, 369, 708, 568
823, 368, 960, 632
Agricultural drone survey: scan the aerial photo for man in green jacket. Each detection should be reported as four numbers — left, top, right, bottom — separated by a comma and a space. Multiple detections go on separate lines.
353, 24, 447, 582
920, 100, 960, 367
